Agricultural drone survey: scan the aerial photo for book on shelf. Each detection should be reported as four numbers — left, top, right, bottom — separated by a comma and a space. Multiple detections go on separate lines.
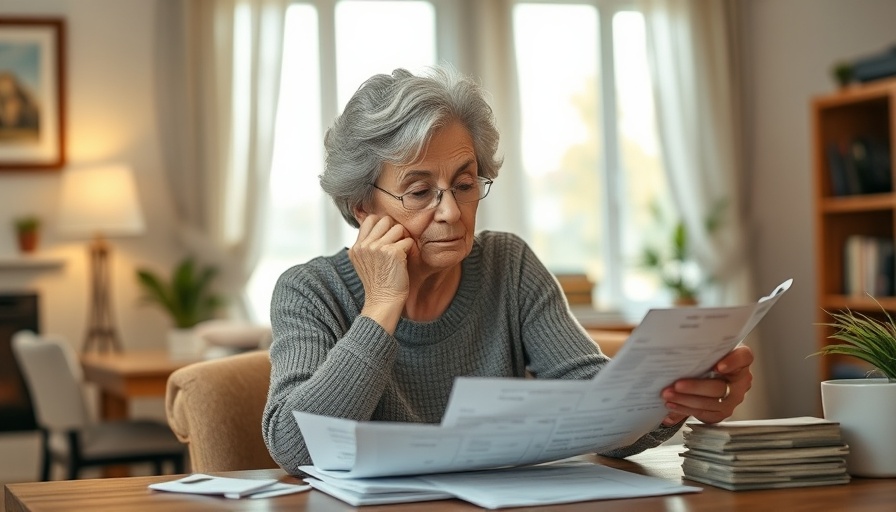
680, 417, 850, 491
825, 137, 892, 197
843, 235, 895, 297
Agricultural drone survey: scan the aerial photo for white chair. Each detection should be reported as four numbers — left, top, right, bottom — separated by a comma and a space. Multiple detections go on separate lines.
11, 330, 186, 480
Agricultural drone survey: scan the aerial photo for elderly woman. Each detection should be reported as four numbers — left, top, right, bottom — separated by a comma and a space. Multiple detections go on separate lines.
262, 66, 753, 474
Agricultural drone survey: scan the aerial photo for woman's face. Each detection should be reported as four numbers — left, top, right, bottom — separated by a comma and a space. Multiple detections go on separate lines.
370, 121, 480, 275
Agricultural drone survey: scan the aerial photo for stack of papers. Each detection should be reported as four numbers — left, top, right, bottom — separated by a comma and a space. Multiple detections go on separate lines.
680, 417, 851, 490
148, 474, 310, 499
300, 460, 701, 509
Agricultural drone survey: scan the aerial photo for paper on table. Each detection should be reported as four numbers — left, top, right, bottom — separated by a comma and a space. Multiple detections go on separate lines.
302, 461, 700, 509
148, 473, 310, 499
418, 462, 701, 509
300, 465, 454, 505
293, 279, 792, 479
304, 479, 453, 506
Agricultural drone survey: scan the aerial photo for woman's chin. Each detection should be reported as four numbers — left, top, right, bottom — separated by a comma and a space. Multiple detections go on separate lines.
417, 250, 467, 272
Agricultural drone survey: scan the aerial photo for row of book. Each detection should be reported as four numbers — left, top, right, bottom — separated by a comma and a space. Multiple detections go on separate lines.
843, 235, 894, 297
680, 417, 850, 491
826, 137, 891, 196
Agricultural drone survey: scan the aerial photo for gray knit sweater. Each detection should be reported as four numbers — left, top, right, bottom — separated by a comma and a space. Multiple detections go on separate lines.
262, 231, 680, 475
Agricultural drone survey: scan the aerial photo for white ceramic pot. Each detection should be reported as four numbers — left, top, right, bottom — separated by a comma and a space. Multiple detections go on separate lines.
821, 378, 896, 477
166, 328, 203, 360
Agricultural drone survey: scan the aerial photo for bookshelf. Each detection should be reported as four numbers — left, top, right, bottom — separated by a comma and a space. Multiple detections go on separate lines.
812, 77, 896, 381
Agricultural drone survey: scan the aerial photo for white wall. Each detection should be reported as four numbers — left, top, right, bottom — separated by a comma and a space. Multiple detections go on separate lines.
0, 0, 180, 484
742, 0, 896, 418
0, 0, 181, 348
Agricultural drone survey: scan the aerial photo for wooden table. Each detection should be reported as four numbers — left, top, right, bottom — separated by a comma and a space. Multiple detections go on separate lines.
585, 328, 629, 357
80, 350, 199, 420
6, 445, 894, 511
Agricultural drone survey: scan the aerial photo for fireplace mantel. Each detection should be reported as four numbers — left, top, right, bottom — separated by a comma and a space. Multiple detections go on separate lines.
0, 256, 65, 270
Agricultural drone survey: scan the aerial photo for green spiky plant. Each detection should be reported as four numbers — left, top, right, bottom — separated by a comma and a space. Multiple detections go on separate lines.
812, 298, 896, 382
136, 257, 225, 328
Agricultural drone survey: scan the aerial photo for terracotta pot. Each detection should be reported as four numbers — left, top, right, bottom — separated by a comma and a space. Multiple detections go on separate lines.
17, 231, 39, 253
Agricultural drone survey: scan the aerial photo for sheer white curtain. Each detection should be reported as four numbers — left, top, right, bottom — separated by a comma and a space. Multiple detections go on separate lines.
434, 0, 527, 237
155, 0, 288, 320
639, 0, 767, 418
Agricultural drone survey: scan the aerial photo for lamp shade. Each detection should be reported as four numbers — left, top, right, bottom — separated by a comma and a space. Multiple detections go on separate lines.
58, 164, 146, 237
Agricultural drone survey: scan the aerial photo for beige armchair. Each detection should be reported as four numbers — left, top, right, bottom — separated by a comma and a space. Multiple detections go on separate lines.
165, 350, 277, 472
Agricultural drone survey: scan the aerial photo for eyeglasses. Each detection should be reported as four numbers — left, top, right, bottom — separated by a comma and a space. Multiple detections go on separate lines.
370, 176, 493, 211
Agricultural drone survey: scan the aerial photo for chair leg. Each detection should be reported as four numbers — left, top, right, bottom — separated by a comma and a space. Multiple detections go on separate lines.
39, 429, 51, 481
173, 455, 185, 474
66, 431, 80, 480
67, 460, 78, 480
152, 459, 163, 475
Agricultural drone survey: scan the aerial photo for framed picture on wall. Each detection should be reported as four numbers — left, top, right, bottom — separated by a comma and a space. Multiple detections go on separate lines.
0, 18, 66, 171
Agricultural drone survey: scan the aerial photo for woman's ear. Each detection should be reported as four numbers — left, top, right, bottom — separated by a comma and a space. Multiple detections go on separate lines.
352, 204, 368, 225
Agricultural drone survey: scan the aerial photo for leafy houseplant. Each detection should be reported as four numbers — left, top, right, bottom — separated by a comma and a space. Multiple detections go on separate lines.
812, 299, 896, 477
640, 200, 726, 305
136, 257, 224, 329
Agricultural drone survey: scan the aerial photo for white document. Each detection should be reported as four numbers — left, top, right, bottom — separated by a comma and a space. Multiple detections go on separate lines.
148, 473, 311, 499
301, 461, 701, 509
293, 279, 792, 479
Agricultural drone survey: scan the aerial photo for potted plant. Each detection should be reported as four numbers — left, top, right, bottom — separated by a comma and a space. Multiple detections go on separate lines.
13, 215, 41, 253
640, 200, 726, 306
831, 61, 854, 88
812, 301, 896, 477
136, 257, 225, 359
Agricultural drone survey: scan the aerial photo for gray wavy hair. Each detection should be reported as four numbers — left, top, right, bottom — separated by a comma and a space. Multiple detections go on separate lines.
320, 66, 503, 228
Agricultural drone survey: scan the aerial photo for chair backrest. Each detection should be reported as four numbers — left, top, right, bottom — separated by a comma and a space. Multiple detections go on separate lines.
165, 349, 276, 472
11, 330, 90, 431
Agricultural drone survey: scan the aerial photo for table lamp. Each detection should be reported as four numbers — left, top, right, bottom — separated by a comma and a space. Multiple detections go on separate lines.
58, 164, 146, 352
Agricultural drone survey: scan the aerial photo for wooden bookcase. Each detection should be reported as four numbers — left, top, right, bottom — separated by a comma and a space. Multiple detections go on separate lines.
812, 77, 896, 381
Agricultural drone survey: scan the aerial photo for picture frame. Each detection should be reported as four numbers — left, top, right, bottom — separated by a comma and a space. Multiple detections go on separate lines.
0, 18, 66, 171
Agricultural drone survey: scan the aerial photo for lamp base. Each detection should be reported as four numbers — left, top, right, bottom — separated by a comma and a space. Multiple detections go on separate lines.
82, 236, 122, 352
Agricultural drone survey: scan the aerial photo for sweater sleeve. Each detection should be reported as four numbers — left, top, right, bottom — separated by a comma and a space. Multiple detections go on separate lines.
261, 261, 398, 474
505, 234, 683, 455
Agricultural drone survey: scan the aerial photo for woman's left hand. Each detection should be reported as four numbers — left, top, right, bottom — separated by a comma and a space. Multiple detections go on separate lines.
660, 345, 754, 426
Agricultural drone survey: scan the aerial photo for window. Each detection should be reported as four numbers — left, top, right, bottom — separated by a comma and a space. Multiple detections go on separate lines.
246, 1, 436, 323
512, 2, 670, 314
247, 0, 669, 322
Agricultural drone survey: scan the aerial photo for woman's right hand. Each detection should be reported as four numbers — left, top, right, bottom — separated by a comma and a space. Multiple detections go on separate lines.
348, 214, 415, 333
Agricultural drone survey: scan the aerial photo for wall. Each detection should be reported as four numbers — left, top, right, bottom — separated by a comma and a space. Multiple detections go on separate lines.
742, 0, 896, 418
0, 0, 182, 484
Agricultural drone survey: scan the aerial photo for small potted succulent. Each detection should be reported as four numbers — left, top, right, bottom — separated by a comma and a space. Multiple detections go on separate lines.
812, 301, 896, 477
13, 215, 41, 253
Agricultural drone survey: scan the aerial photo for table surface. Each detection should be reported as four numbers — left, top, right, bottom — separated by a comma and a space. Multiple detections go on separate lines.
80, 350, 200, 419
6, 445, 894, 512
80, 350, 199, 397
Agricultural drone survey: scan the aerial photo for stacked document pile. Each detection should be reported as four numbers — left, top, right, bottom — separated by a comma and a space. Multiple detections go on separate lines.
680, 417, 851, 490
299, 460, 701, 508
